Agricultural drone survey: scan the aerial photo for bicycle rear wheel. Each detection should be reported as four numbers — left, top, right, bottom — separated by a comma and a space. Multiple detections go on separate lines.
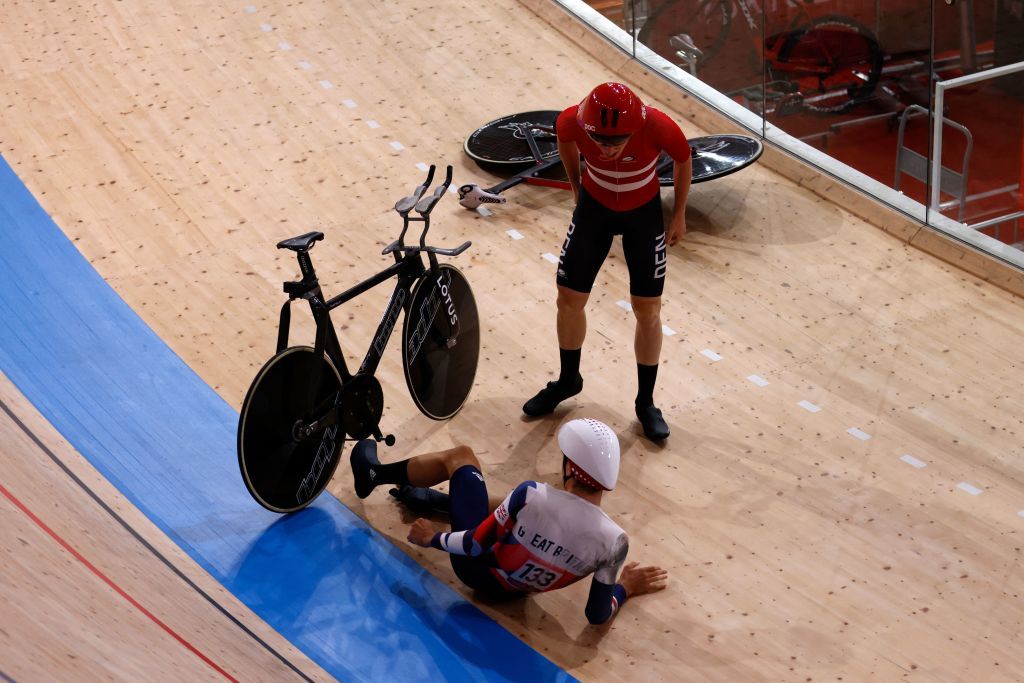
777, 15, 884, 114
464, 111, 561, 172
237, 346, 343, 513
403, 264, 479, 420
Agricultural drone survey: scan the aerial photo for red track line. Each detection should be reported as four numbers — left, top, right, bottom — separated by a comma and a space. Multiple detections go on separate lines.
0, 481, 239, 683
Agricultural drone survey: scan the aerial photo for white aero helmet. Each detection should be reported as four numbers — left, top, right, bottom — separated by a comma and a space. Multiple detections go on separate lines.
558, 418, 620, 490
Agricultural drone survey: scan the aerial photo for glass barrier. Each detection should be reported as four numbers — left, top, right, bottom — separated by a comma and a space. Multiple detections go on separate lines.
925, 0, 1024, 249
560, 0, 1024, 267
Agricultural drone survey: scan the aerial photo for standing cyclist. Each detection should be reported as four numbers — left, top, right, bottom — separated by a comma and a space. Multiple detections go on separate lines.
350, 418, 668, 624
523, 82, 692, 441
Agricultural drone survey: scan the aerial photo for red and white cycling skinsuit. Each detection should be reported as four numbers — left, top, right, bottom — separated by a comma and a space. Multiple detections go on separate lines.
555, 104, 690, 212
431, 481, 629, 620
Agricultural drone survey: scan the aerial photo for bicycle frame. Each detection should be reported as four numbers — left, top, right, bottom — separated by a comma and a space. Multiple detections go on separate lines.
274, 250, 427, 383
276, 166, 468, 417
271, 165, 467, 442
236, 165, 476, 513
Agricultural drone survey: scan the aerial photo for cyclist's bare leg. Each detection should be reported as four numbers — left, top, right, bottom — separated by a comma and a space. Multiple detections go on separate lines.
406, 444, 481, 487
351, 442, 480, 512
631, 295, 670, 441
631, 295, 663, 365
522, 286, 589, 416
400, 445, 502, 515
556, 285, 590, 350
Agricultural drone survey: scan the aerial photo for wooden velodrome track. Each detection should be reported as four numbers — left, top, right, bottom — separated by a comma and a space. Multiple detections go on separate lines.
2, 0, 1023, 680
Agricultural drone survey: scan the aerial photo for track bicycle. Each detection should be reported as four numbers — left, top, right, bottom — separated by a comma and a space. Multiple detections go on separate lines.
637, 0, 884, 114
237, 165, 479, 513
457, 110, 763, 209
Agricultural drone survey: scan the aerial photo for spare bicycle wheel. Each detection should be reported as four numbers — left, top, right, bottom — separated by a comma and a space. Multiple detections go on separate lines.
689, 134, 764, 182
237, 346, 343, 513
777, 15, 884, 114
402, 264, 480, 420
656, 135, 764, 185
464, 110, 561, 171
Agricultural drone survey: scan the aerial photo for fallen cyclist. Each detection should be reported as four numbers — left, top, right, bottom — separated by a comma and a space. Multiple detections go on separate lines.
351, 418, 667, 623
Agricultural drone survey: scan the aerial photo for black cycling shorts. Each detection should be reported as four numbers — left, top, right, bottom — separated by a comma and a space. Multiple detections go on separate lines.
556, 188, 667, 298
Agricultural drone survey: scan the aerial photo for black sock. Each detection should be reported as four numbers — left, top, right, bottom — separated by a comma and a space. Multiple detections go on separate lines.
558, 348, 582, 384
389, 485, 451, 514
370, 459, 411, 487
635, 363, 658, 408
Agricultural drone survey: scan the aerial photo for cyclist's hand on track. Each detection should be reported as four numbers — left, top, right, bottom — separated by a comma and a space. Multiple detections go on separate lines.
618, 561, 669, 597
667, 213, 686, 246
407, 518, 438, 547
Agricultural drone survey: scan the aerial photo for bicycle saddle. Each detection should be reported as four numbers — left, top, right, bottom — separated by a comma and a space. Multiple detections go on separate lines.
277, 232, 324, 252
669, 33, 703, 58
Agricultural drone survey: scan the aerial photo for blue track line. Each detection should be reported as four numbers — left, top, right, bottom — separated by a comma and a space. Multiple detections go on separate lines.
0, 154, 573, 682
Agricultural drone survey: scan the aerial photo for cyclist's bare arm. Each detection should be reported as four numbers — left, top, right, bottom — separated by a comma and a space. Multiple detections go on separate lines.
668, 155, 692, 245
557, 137, 581, 203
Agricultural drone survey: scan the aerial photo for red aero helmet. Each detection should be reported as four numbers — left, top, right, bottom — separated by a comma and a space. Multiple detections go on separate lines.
576, 82, 647, 136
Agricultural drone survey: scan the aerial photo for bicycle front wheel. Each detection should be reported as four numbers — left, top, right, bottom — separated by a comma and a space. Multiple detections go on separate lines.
403, 264, 479, 420
464, 111, 561, 171
237, 346, 343, 513
776, 15, 884, 114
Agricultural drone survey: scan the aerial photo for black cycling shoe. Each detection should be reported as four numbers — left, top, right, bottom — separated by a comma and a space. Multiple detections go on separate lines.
522, 375, 584, 416
350, 439, 381, 499
636, 404, 670, 441
389, 485, 451, 515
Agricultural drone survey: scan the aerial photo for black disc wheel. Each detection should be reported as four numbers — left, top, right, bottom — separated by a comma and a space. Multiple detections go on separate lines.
689, 134, 764, 182
237, 346, 344, 513
657, 151, 676, 187
656, 135, 764, 184
464, 110, 561, 172
403, 264, 479, 420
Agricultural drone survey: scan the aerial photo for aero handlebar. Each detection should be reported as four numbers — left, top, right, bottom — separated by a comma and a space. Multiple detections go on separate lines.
382, 164, 470, 258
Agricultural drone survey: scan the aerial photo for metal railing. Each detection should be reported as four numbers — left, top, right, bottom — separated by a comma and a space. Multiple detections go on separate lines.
930, 61, 1024, 235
